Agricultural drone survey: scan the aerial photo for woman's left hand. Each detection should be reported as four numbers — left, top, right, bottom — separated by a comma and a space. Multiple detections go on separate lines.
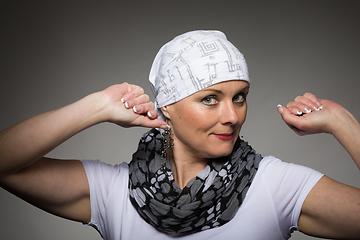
278, 93, 360, 239
277, 92, 344, 136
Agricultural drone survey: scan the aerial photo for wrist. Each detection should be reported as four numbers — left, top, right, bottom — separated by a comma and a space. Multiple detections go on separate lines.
330, 108, 359, 137
329, 107, 360, 169
72, 91, 112, 127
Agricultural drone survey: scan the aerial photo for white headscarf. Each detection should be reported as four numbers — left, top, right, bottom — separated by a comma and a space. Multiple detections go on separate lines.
149, 30, 250, 120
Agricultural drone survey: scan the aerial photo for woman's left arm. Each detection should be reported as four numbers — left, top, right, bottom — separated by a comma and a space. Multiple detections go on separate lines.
277, 93, 360, 239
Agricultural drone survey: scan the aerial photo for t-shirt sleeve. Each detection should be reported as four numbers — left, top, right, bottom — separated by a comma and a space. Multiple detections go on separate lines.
80, 159, 129, 238
260, 156, 324, 237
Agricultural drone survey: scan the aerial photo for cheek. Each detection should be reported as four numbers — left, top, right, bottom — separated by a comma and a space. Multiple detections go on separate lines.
191, 109, 218, 129
240, 111, 247, 123
176, 113, 207, 130
175, 103, 208, 123
239, 105, 247, 122
172, 108, 216, 136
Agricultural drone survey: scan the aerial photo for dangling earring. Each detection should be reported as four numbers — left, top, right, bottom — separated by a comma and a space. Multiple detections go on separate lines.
161, 125, 174, 159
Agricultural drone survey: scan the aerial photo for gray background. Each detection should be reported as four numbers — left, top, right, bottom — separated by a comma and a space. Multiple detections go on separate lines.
1, 1, 359, 239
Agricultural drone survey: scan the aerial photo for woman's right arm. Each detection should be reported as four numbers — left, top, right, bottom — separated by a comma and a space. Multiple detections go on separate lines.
0, 83, 166, 223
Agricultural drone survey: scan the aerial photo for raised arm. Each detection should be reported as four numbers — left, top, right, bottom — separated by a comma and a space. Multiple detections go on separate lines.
277, 93, 360, 239
0, 83, 166, 223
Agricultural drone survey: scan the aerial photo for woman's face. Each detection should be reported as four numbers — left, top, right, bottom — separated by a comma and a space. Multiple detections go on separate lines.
162, 80, 249, 160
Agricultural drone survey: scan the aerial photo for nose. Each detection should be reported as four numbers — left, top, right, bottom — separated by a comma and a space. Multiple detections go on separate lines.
220, 101, 239, 125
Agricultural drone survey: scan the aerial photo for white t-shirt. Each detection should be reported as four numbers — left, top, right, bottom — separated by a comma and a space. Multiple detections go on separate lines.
81, 156, 323, 240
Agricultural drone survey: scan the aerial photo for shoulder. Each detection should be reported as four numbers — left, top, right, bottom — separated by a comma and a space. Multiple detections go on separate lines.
254, 156, 324, 234
258, 156, 323, 184
256, 156, 324, 203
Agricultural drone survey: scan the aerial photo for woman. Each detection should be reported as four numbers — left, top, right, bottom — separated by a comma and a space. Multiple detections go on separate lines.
0, 30, 359, 239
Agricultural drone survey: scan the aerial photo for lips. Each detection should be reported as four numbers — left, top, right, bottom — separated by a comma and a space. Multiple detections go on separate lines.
213, 133, 234, 141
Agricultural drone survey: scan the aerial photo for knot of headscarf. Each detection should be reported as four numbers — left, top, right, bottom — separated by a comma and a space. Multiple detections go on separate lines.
128, 129, 262, 234
149, 30, 250, 121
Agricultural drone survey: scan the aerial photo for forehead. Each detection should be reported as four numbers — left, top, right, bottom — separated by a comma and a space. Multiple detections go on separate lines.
199, 80, 249, 93
167, 80, 250, 108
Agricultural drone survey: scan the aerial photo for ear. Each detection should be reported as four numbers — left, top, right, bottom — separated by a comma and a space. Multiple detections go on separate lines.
161, 106, 171, 119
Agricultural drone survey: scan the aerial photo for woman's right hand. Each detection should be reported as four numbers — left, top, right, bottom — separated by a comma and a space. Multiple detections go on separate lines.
0, 82, 168, 225
100, 83, 167, 129
0, 82, 166, 173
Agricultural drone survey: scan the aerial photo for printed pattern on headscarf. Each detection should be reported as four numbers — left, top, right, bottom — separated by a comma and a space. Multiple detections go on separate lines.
129, 129, 262, 234
149, 30, 250, 121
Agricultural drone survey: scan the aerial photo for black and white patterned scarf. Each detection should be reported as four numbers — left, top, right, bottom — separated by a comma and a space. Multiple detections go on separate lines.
129, 129, 262, 234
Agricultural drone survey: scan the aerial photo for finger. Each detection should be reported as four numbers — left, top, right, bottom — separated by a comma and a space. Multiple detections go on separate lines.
146, 110, 159, 119
286, 105, 304, 116
303, 93, 323, 109
294, 94, 322, 112
278, 105, 305, 126
133, 116, 168, 129
287, 101, 312, 115
124, 94, 151, 109
277, 105, 307, 135
132, 102, 156, 115
121, 84, 145, 103
294, 95, 318, 111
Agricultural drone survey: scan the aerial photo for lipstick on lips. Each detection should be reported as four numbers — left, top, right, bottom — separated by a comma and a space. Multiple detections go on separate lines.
213, 133, 234, 141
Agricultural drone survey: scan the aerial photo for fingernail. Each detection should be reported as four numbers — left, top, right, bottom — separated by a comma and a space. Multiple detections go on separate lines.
147, 111, 153, 118
277, 104, 283, 114
160, 124, 170, 130
121, 98, 125, 103
304, 107, 311, 114
315, 105, 323, 111
125, 102, 130, 109
296, 110, 303, 115
133, 106, 138, 113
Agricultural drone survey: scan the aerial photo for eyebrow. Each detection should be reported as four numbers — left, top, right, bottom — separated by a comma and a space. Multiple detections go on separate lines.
202, 88, 223, 93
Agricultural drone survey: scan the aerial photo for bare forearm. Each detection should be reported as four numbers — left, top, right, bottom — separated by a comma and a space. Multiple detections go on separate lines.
0, 82, 167, 176
279, 93, 360, 170
331, 108, 360, 170
0, 92, 106, 175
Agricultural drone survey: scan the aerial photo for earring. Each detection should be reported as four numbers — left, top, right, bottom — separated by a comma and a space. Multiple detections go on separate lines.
161, 125, 174, 159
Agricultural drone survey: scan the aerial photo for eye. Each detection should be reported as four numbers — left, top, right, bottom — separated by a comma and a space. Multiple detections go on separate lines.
233, 93, 245, 103
202, 96, 218, 106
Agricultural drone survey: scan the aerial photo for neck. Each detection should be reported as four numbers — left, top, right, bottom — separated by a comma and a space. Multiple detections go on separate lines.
168, 148, 209, 189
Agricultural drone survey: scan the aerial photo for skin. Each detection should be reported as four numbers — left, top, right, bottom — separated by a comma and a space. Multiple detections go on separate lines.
0, 82, 359, 238
278, 93, 360, 238
0, 83, 167, 223
161, 80, 249, 188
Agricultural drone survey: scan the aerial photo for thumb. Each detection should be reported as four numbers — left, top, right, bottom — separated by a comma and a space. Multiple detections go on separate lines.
277, 104, 292, 121
277, 104, 306, 135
